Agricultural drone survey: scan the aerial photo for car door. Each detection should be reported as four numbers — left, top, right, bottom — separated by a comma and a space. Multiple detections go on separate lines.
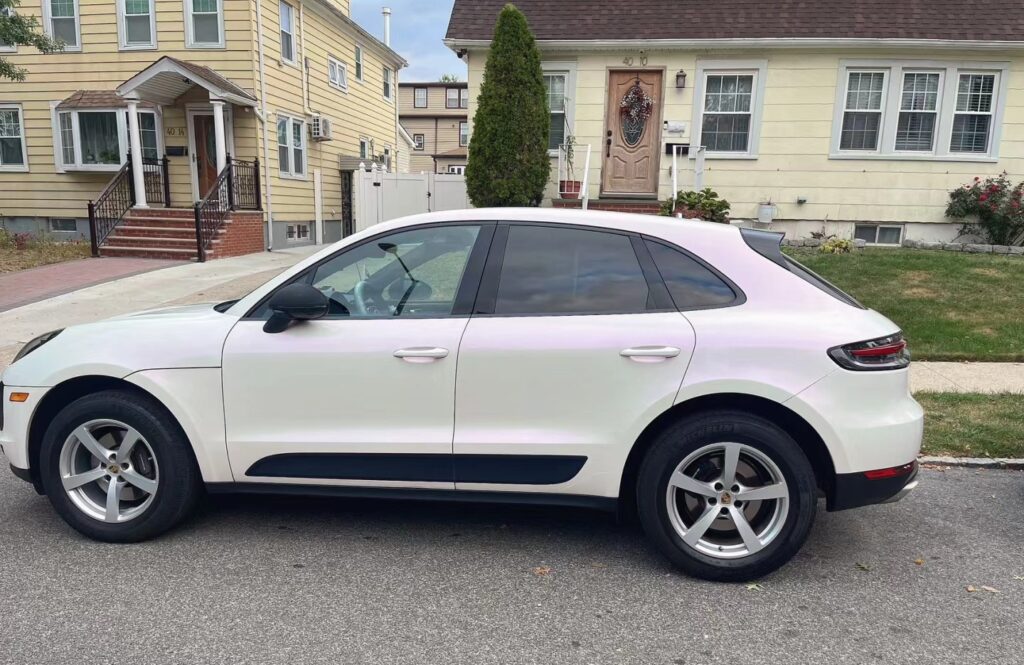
452, 223, 698, 497
222, 222, 492, 489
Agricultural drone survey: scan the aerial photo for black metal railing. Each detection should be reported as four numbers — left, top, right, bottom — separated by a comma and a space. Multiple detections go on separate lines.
341, 170, 354, 237
87, 160, 133, 257
193, 155, 262, 262
87, 154, 172, 256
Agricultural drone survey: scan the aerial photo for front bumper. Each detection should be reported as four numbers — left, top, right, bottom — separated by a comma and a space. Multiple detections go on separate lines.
0, 384, 48, 478
828, 462, 919, 511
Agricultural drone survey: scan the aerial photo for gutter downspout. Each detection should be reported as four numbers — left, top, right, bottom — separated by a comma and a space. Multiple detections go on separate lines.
255, 0, 275, 251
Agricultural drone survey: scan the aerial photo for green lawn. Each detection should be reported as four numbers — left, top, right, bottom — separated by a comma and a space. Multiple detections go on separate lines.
785, 248, 1024, 361
917, 393, 1024, 458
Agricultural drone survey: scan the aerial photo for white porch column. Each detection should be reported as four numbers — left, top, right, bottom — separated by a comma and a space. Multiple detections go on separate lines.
211, 99, 227, 172
126, 99, 148, 208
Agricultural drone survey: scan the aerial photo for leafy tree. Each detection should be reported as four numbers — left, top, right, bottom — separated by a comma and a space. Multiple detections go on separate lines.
465, 4, 549, 207
438, 73, 461, 83
0, 0, 63, 81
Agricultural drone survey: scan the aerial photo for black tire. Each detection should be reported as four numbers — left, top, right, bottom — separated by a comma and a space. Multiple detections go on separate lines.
39, 389, 202, 542
637, 410, 817, 582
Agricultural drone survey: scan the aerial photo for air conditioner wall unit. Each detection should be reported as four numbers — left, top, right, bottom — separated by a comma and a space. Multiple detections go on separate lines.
311, 114, 333, 141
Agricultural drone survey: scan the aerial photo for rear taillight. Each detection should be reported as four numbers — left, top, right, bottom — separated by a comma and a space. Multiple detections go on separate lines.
829, 333, 910, 371
864, 461, 916, 480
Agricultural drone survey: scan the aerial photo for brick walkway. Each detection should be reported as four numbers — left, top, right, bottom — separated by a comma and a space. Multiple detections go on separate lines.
0, 257, 181, 313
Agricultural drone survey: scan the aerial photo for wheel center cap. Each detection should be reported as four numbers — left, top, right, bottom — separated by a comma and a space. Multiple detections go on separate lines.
720, 492, 732, 505
108, 465, 120, 475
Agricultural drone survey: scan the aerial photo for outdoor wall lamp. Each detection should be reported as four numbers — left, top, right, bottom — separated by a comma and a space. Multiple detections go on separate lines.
675, 70, 687, 89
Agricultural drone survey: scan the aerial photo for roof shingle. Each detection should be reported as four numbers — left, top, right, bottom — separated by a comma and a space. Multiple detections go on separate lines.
446, 0, 1024, 43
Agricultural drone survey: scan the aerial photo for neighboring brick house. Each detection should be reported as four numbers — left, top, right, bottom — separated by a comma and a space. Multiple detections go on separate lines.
446, 0, 1024, 244
0, 0, 405, 259
398, 82, 469, 174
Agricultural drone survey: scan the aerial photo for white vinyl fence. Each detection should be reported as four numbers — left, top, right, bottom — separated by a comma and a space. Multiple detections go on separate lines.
353, 164, 471, 232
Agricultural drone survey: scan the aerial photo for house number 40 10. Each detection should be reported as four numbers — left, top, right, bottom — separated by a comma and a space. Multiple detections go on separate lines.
622, 56, 648, 67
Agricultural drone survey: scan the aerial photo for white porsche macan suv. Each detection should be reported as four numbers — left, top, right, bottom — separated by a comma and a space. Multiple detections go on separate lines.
0, 209, 922, 581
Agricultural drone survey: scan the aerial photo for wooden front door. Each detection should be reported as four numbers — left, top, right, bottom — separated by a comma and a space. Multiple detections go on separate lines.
192, 114, 218, 198
602, 70, 663, 197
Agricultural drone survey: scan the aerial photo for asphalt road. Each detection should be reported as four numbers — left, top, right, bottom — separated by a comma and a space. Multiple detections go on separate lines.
1, 466, 1021, 665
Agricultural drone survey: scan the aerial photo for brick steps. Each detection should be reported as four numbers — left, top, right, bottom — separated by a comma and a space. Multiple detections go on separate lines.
101, 245, 200, 261
553, 198, 662, 215
113, 225, 197, 238
99, 207, 265, 261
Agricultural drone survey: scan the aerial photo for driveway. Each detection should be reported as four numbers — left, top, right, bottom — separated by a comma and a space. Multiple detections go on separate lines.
0, 466, 1020, 664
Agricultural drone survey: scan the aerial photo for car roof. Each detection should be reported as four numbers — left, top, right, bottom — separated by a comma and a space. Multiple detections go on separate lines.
373, 207, 743, 245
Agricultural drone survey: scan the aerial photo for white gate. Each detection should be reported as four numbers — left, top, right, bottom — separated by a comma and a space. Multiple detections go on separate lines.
352, 165, 470, 232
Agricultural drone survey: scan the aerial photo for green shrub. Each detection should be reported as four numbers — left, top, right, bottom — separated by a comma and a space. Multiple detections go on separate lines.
659, 187, 731, 224
465, 4, 550, 207
946, 173, 1024, 246
820, 237, 854, 254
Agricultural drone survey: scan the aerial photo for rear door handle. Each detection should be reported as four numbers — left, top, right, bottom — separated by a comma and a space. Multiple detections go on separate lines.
394, 347, 449, 362
620, 346, 681, 360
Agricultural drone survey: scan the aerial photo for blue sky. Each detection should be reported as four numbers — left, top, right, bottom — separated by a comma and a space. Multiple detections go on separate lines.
350, 1, 466, 83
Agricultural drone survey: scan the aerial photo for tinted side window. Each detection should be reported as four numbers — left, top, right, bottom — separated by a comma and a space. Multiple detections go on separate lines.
645, 240, 736, 309
494, 225, 650, 315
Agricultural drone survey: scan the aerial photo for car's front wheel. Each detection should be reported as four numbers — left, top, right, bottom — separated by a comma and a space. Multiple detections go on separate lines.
637, 410, 817, 582
39, 389, 202, 542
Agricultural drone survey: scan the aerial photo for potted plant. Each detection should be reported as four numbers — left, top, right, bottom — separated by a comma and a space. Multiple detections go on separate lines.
559, 133, 581, 199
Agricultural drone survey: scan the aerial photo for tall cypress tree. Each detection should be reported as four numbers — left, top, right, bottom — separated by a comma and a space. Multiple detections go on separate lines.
465, 4, 550, 207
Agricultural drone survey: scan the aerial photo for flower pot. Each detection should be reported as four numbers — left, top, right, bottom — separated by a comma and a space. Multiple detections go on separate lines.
757, 203, 777, 225
560, 180, 582, 199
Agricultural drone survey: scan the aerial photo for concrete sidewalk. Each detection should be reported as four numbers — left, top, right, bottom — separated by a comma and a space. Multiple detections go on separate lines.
910, 361, 1024, 394
0, 246, 319, 369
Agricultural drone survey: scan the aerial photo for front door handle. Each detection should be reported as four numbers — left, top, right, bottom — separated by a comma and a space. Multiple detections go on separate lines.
394, 347, 449, 363
620, 346, 681, 361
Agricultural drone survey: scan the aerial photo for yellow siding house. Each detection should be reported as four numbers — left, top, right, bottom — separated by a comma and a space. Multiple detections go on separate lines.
446, 0, 1024, 245
0, 0, 405, 258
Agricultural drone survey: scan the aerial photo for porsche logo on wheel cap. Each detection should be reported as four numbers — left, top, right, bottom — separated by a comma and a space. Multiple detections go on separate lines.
720, 492, 733, 505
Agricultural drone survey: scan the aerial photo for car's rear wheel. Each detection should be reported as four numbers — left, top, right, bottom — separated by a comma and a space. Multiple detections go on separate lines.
39, 390, 202, 542
637, 410, 817, 582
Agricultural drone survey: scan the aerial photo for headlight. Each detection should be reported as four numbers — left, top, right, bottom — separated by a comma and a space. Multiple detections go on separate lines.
13, 329, 63, 364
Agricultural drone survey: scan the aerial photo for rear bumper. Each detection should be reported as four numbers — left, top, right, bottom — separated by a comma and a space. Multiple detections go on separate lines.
828, 462, 919, 511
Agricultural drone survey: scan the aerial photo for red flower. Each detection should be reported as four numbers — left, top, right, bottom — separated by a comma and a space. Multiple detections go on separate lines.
979, 194, 989, 202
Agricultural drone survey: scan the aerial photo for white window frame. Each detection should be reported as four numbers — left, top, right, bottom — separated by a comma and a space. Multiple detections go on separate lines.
42, 0, 82, 52
459, 121, 468, 147
277, 112, 307, 179
358, 137, 370, 160
541, 61, 576, 157
183, 0, 225, 49
278, 1, 296, 65
48, 217, 78, 233
690, 59, 768, 160
447, 165, 465, 175
830, 59, 1009, 162
854, 224, 904, 247
445, 87, 460, 109
117, 0, 157, 50
286, 222, 310, 243
383, 67, 393, 102
460, 88, 469, 109
0, 7, 18, 53
413, 87, 428, 108
328, 56, 348, 91
50, 106, 163, 173
354, 45, 364, 82
0, 104, 29, 172
382, 144, 391, 170
412, 133, 424, 151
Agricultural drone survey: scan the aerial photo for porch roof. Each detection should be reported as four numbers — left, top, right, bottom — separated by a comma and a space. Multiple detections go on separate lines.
433, 147, 467, 158
57, 90, 157, 110
116, 57, 258, 107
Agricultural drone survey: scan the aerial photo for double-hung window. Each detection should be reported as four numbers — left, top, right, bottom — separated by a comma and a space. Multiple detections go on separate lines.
45, 0, 80, 50
414, 87, 428, 108
0, 7, 17, 52
383, 67, 393, 101
54, 107, 160, 171
692, 61, 767, 158
0, 105, 28, 171
459, 121, 468, 147
445, 87, 459, 109
413, 134, 424, 151
277, 114, 305, 178
459, 88, 469, 109
186, 0, 223, 47
832, 61, 1007, 160
359, 137, 369, 160
543, 73, 567, 151
279, 1, 295, 64
354, 45, 363, 81
119, 0, 156, 49
328, 56, 348, 91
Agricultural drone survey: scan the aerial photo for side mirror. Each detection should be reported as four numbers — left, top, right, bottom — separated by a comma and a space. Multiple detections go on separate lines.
263, 283, 329, 333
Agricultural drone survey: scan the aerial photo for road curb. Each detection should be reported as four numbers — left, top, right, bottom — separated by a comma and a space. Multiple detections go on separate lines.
920, 455, 1024, 470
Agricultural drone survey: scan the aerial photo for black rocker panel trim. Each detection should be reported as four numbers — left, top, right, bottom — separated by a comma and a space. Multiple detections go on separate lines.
245, 453, 588, 485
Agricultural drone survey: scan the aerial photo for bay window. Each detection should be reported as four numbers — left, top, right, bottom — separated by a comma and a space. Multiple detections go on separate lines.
119, 0, 156, 49
45, 0, 80, 50
53, 107, 161, 171
277, 114, 305, 178
832, 60, 1007, 160
185, 0, 224, 48
692, 60, 767, 158
0, 105, 28, 171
